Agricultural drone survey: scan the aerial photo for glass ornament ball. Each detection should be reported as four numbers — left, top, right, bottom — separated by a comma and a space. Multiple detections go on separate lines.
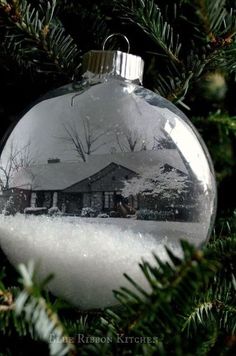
0, 50, 216, 309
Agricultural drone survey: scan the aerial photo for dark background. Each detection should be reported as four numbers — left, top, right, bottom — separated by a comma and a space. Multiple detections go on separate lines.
0, 0, 235, 217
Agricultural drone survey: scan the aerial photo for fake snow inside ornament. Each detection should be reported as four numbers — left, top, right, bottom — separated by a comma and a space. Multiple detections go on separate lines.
0, 35, 216, 309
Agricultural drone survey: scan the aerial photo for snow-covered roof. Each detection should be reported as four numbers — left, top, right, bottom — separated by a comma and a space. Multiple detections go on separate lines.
11, 150, 188, 191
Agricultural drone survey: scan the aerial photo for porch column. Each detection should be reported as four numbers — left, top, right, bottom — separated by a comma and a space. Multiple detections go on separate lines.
30, 192, 37, 207
53, 192, 58, 207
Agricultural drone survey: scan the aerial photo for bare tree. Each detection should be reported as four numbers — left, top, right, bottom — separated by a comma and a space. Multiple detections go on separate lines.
0, 141, 34, 190
152, 135, 176, 150
60, 117, 110, 162
152, 128, 176, 150
116, 129, 147, 152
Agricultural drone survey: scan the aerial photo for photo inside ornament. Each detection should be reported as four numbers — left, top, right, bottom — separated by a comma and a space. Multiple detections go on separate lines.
0, 48, 216, 309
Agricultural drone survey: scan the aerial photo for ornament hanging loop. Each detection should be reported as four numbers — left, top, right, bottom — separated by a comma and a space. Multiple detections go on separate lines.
83, 33, 143, 83
102, 33, 130, 53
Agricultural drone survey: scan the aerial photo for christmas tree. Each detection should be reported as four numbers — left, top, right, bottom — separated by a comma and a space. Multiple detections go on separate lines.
0, 1, 236, 355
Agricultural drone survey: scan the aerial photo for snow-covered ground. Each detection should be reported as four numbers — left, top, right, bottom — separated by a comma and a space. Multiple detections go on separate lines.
63, 216, 207, 244
0, 215, 206, 309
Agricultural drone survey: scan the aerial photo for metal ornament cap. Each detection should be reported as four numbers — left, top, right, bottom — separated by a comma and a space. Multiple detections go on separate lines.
82, 50, 144, 84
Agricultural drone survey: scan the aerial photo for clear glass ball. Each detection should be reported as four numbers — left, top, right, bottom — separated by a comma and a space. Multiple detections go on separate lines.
0, 77, 216, 309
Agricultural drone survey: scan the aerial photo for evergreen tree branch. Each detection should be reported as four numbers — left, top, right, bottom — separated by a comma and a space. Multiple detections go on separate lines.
182, 283, 236, 337
193, 113, 236, 135
154, 40, 236, 103
195, 0, 236, 43
15, 262, 76, 355
0, 288, 14, 311
0, 261, 76, 355
153, 49, 216, 103
1, 234, 236, 355
113, 242, 219, 335
116, 0, 182, 63
108, 237, 235, 354
0, 0, 80, 78
123, 1, 236, 102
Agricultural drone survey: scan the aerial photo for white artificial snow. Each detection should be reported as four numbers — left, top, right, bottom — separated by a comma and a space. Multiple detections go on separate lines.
0, 214, 195, 309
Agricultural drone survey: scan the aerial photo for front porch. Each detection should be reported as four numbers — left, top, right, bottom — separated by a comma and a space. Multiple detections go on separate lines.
29, 190, 139, 216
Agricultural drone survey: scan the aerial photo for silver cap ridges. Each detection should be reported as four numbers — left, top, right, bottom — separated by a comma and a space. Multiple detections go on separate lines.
82, 50, 144, 84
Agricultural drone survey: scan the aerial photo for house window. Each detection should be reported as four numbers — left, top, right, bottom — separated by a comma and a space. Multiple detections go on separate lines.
104, 192, 114, 209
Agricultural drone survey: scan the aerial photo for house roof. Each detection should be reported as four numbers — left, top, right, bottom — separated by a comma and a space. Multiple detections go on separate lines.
11, 150, 188, 191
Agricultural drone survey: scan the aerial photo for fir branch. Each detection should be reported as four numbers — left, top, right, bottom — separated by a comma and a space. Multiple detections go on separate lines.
182, 283, 236, 337
0, 285, 33, 338
217, 40, 236, 75
0, 288, 14, 311
205, 234, 236, 272
0, 0, 80, 78
182, 300, 214, 335
153, 49, 215, 103
153, 41, 236, 103
114, 241, 219, 336
15, 262, 76, 355
193, 113, 236, 135
195, 0, 236, 42
116, 0, 182, 63
196, 324, 218, 355
0, 261, 76, 356
1, 235, 236, 355
139, 1, 236, 102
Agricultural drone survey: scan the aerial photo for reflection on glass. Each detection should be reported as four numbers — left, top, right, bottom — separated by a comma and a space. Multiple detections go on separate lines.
0, 78, 217, 308
0, 80, 216, 239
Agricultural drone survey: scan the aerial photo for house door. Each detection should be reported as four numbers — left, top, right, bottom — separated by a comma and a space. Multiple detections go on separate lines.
65, 193, 82, 214
36, 192, 52, 207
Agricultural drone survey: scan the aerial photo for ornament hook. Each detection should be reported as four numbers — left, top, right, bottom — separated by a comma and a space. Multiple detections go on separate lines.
102, 33, 130, 53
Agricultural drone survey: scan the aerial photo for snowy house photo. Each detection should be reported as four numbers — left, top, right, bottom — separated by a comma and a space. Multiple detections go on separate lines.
1, 150, 201, 221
